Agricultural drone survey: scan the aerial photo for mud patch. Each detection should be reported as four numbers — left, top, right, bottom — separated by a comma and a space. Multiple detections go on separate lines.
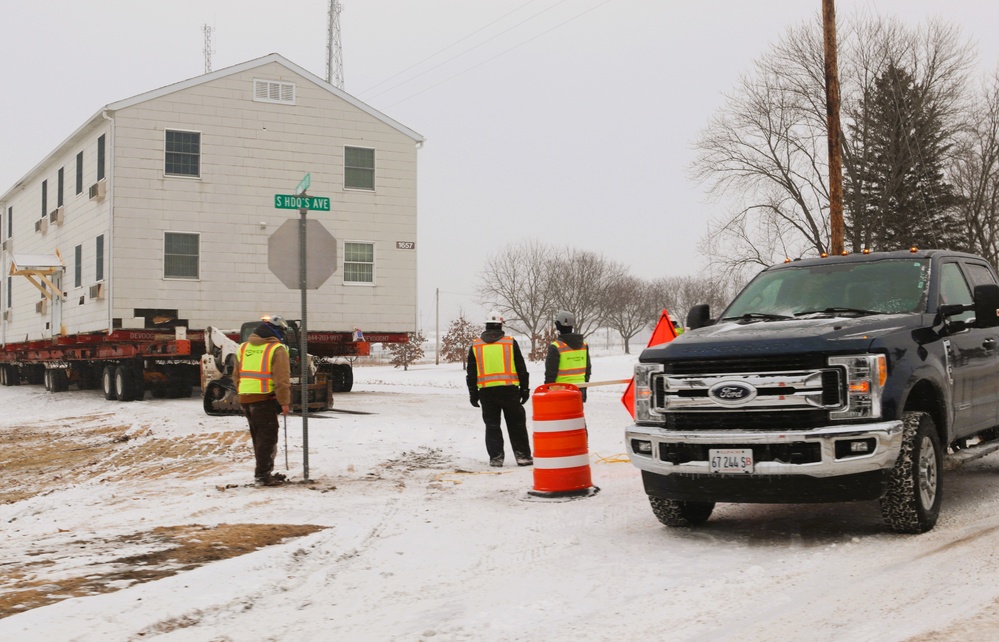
0, 417, 249, 504
0, 523, 326, 619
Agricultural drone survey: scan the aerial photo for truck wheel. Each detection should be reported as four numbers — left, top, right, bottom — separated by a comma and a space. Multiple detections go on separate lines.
44, 369, 52, 391
880, 411, 943, 534
52, 369, 68, 393
102, 365, 118, 400
649, 497, 715, 527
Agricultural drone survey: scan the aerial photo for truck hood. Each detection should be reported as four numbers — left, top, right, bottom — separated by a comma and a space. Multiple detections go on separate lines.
642, 314, 924, 362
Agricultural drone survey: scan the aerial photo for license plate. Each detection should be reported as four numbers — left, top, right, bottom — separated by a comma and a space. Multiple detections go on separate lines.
709, 448, 754, 474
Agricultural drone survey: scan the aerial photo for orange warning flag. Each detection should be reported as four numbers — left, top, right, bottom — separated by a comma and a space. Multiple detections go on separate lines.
622, 309, 679, 418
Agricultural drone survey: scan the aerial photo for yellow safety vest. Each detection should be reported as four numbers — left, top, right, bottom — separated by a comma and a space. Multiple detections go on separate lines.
472, 337, 520, 389
553, 339, 587, 385
238, 342, 286, 395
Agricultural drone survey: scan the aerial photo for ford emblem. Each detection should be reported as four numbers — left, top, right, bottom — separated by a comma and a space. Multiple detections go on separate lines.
707, 381, 758, 406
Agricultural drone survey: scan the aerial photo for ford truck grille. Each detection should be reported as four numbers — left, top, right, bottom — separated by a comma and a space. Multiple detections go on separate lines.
650, 361, 845, 432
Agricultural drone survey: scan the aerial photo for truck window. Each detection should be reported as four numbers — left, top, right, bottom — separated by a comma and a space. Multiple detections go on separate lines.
964, 262, 998, 287
939, 262, 974, 323
723, 259, 928, 318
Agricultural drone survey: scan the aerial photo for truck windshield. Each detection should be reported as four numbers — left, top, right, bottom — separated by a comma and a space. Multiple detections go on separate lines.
722, 259, 929, 319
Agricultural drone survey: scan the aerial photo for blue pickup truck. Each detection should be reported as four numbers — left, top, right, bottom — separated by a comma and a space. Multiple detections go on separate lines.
626, 249, 999, 533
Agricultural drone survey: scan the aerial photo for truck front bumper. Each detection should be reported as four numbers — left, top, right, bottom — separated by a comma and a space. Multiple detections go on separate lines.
625, 420, 904, 503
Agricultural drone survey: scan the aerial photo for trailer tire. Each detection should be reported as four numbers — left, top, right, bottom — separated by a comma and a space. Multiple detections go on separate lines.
51, 369, 68, 393
6, 365, 20, 386
115, 365, 138, 402
341, 364, 353, 392
103, 365, 118, 400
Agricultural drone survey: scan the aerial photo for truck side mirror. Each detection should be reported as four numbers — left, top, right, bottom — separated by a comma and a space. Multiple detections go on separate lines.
686, 304, 712, 330
974, 283, 999, 328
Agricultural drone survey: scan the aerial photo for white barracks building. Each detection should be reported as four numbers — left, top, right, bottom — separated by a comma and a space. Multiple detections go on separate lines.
0, 53, 423, 342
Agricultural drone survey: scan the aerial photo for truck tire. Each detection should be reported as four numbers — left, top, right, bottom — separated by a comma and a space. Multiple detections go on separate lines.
341, 363, 354, 392
880, 411, 943, 534
44, 369, 52, 391
102, 365, 117, 400
52, 369, 68, 393
649, 497, 715, 527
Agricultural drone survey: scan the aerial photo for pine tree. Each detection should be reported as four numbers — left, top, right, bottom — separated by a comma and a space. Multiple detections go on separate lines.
439, 314, 482, 365
388, 331, 426, 370
845, 64, 962, 251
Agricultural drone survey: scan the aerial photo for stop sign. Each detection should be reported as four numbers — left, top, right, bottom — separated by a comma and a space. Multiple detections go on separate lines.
267, 218, 338, 289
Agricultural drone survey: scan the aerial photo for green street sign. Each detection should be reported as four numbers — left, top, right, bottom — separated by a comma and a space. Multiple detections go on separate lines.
274, 194, 331, 211
296, 173, 311, 195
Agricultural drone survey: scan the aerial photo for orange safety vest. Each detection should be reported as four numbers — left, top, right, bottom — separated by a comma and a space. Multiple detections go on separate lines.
237, 341, 285, 394
472, 337, 520, 389
553, 339, 587, 384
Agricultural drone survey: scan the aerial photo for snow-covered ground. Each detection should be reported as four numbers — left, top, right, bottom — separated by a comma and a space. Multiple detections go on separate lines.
3, 352, 999, 641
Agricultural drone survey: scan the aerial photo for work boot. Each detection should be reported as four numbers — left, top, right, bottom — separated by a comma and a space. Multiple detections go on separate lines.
270, 472, 288, 482
256, 474, 285, 487
516, 457, 533, 466
489, 457, 504, 467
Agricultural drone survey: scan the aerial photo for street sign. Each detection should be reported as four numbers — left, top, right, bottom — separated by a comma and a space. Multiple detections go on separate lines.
274, 194, 331, 211
267, 219, 338, 289
296, 173, 311, 195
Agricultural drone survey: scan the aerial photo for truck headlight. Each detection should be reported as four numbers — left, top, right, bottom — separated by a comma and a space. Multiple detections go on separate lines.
829, 354, 886, 419
634, 363, 665, 425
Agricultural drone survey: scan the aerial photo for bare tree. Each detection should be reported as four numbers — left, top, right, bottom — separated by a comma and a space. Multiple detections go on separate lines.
650, 274, 744, 324
692, 12, 975, 269
601, 275, 659, 354
477, 240, 556, 354
952, 71, 999, 267
548, 248, 629, 337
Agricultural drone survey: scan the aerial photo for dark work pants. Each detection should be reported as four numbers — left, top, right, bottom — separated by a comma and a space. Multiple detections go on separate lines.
242, 399, 280, 479
479, 386, 531, 462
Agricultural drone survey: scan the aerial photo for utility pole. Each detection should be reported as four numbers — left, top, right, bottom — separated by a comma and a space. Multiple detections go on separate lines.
822, 0, 845, 255
326, 0, 344, 89
203, 24, 213, 74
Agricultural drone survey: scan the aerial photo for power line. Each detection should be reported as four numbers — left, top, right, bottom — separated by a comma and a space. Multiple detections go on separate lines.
357, 0, 539, 97
382, 0, 613, 109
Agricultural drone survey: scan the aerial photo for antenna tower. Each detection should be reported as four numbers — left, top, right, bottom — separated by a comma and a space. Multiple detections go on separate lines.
203, 24, 213, 74
326, 0, 344, 89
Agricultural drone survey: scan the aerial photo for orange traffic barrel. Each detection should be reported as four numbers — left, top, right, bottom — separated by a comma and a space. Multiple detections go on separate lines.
527, 383, 599, 499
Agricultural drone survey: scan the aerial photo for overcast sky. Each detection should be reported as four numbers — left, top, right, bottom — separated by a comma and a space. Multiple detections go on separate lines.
3, 0, 999, 331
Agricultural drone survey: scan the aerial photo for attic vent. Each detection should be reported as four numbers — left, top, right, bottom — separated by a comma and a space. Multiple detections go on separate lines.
253, 79, 296, 105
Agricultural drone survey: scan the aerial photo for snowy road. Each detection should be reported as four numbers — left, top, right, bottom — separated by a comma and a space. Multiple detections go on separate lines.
2, 355, 999, 641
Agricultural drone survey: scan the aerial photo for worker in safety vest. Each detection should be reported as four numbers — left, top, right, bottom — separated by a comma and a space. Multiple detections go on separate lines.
233, 316, 292, 486
544, 310, 592, 401
466, 311, 533, 467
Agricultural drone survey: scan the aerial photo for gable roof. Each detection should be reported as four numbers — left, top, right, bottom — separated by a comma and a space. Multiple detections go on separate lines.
2, 53, 424, 203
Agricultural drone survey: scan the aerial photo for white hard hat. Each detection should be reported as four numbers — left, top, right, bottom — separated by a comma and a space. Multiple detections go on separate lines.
485, 311, 504, 325
554, 310, 575, 327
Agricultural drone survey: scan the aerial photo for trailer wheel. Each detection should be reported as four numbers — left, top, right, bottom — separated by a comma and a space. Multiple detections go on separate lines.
103, 365, 118, 400
115, 365, 137, 401
51, 369, 68, 393
6, 365, 20, 386
44, 369, 52, 392
0, 365, 7, 386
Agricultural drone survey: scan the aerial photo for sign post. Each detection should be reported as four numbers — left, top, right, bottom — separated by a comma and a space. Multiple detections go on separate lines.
267, 173, 336, 483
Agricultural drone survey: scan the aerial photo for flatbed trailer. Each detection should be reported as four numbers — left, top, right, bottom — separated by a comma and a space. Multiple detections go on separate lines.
0, 329, 409, 401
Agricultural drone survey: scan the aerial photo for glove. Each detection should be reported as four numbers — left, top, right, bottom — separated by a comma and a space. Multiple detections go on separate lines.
520, 389, 530, 404
469, 393, 479, 408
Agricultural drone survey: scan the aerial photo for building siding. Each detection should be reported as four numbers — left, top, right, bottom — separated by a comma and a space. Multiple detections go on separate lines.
0, 56, 420, 342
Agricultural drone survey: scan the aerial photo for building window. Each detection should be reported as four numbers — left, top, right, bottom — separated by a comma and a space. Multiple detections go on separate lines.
253, 79, 296, 104
164, 130, 201, 177
97, 134, 106, 181
41, 180, 47, 218
96, 235, 104, 281
74, 245, 82, 288
344, 147, 375, 190
57, 168, 64, 207
343, 242, 374, 283
76, 152, 83, 194
164, 232, 199, 279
